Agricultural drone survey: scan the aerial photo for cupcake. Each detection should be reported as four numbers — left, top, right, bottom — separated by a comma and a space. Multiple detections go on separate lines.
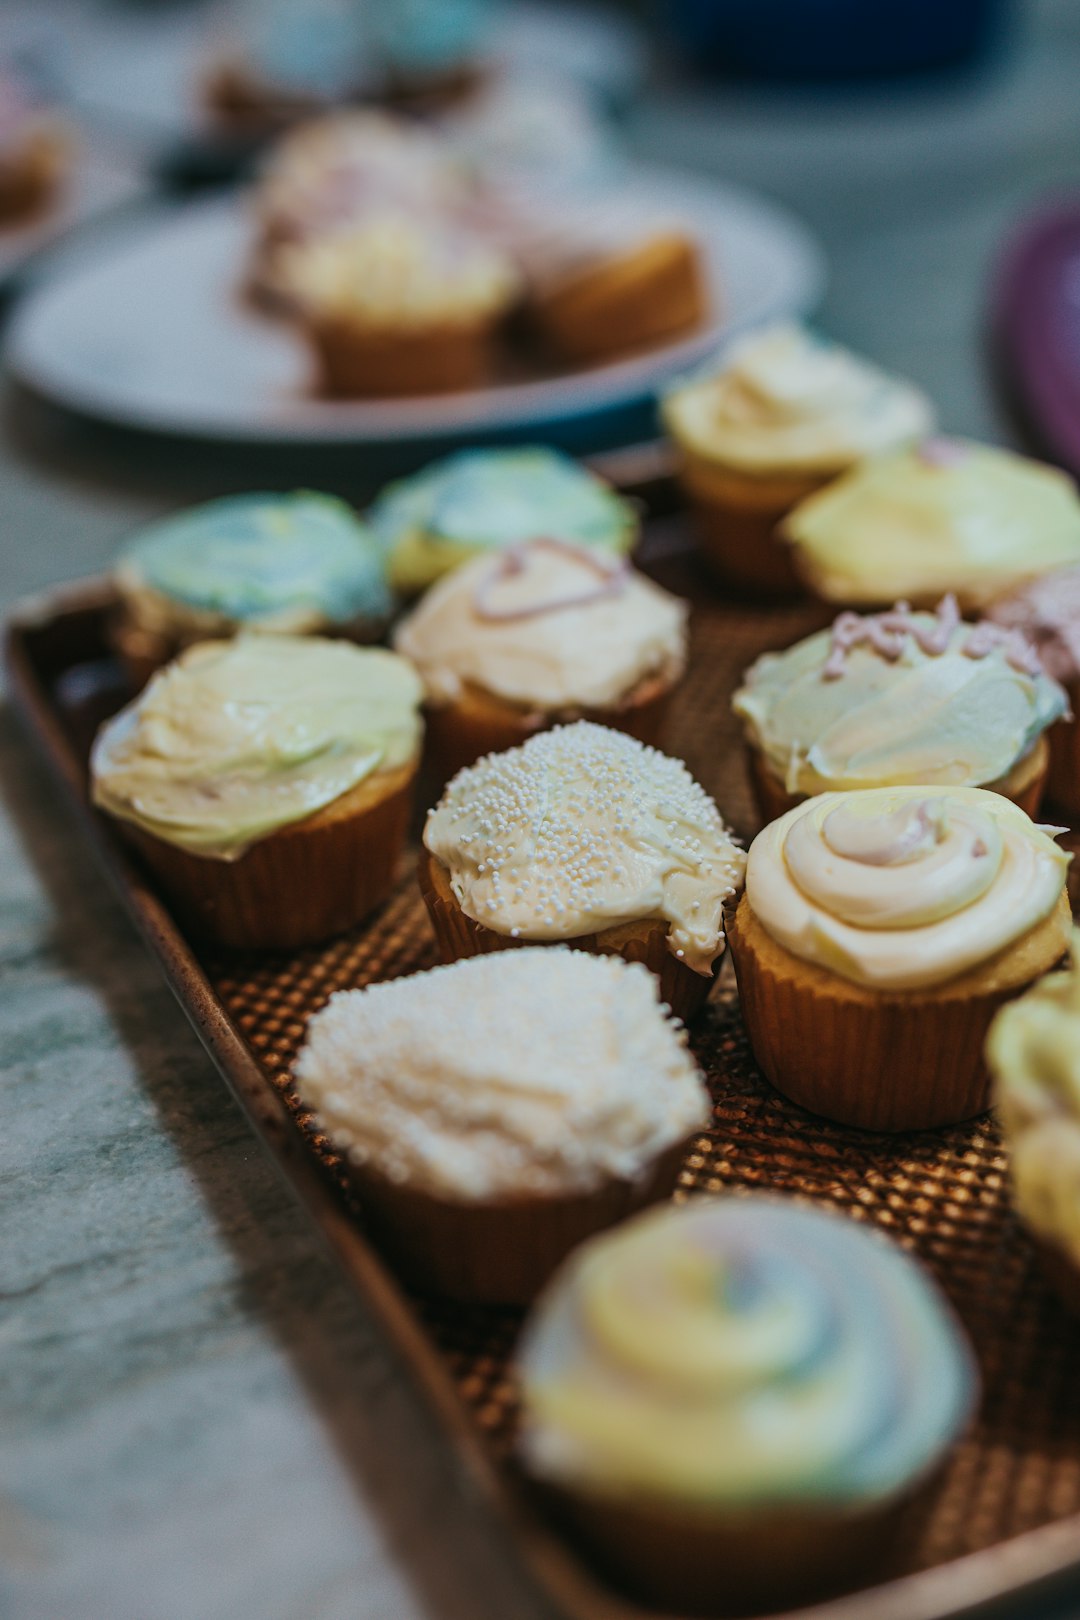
369, 447, 638, 596
988, 565, 1080, 816
782, 437, 1080, 610
110, 491, 393, 687
294, 949, 710, 1304
661, 324, 933, 595
734, 595, 1067, 825
987, 936, 1080, 1313
517, 1196, 977, 1614
393, 536, 687, 779
91, 636, 422, 950
0, 75, 69, 228
420, 721, 745, 1022
728, 786, 1071, 1131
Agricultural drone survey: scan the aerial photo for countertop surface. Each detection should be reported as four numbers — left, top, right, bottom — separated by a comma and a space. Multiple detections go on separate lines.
5, 4, 1080, 1617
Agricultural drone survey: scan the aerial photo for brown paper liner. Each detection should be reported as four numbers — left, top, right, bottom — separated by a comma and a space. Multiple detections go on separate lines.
0, 129, 67, 226
672, 449, 828, 597
202, 59, 326, 136
531, 234, 706, 365
727, 892, 1072, 1132
309, 313, 498, 397
114, 757, 417, 949
1044, 687, 1080, 816
744, 734, 1051, 828
418, 848, 718, 1023
347, 1139, 688, 1306
1032, 1234, 1080, 1317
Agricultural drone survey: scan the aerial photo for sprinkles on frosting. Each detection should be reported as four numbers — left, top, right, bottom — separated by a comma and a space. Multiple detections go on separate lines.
823, 595, 1044, 680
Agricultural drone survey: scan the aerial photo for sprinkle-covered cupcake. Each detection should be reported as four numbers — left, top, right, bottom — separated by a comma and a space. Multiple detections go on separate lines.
294, 949, 710, 1303
989, 564, 1080, 815
111, 491, 393, 686
420, 721, 745, 1021
728, 786, 1071, 1130
370, 447, 639, 596
517, 1196, 977, 1614
782, 437, 1080, 609
662, 324, 933, 594
393, 537, 687, 779
91, 636, 423, 949
734, 595, 1067, 824
988, 936, 1080, 1313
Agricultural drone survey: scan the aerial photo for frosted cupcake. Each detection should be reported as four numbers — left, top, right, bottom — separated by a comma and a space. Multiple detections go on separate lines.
420, 721, 745, 1021
783, 437, 1080, 610
662, 324, 933, 595
988, 937, 1080, 1313
989, 565, 1080, 815
91, 636, 423, 949
111, 491, 392, 686
728, 786, 1071, 1131
294, 949, 710, 1304
369, 446, 638, 595
734, 595, 1066, 824
393, 537, 687, 778
517, 1197, 977, 1613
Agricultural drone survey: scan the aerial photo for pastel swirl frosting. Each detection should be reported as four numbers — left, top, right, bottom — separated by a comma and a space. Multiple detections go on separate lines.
733, 597, 1066, 795
662, 323, 933, 476
91, 636, 422, 860
747, 787, 1069, 991
988, 935, 1080, 1265
517, 1197, 976, 1505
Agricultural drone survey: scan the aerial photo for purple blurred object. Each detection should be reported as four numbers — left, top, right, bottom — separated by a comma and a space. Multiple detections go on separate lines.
992, 203, 1080, 480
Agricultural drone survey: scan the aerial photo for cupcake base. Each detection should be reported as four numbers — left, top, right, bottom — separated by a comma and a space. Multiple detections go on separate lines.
310, 314, 496, 397
727, 890, 1072, 1132
115, 757, 417, 949
1045, 693, 1080, 817
418, 848, 718, 1023
1032, 1233, 1080, 1317
0, 129, 67, 226
531, 234, 705, 365
675, 451, 827, 597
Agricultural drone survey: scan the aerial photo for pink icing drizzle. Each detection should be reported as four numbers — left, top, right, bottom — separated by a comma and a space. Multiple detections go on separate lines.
471, 536, 629, 623
918, 436, 972, 469
823, 595, 1044, 679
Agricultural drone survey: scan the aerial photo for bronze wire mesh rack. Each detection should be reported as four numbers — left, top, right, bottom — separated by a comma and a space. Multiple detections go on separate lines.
8, 491, 1080, 1620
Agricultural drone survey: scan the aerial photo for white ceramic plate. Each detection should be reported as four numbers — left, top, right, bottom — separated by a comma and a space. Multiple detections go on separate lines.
3, 170, 825, 445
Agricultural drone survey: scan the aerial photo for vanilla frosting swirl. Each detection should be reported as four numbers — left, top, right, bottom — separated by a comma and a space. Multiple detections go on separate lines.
91, 636, 422, 860
662, 323, 933, 476
423, 721, 745, 974
394, 539, 687, 711
746, 787, 1069, 991
517, 1197, 976, 1505
294, 950, 710, 1200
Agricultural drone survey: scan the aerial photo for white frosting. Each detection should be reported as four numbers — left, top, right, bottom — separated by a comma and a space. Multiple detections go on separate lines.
393, 539, 687, 711
746, 787, 1069, 991
293, 949, 710, 1199
424, 721, 745, 975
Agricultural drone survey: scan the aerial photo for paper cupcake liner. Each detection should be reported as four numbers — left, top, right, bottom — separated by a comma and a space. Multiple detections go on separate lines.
1045, 692, 1080, 817
311, 315, 496, 397
1031, 1233, 1080, 1318
118, 760, 417, 950
418, 848, 717, 1023
347, 1140, 689, 1306
673, 450, 826, 597
532, 235, 705, 365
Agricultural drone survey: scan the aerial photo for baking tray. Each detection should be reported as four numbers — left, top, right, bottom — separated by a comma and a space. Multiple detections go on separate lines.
8, 489, 1080, 1620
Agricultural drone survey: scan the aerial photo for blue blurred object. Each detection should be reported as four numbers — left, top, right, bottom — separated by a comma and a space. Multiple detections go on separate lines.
666, 0, 1011, 80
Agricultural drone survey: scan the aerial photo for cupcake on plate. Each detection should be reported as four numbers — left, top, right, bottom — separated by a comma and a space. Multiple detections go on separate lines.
393, 536, 687, 779
782, 437, 1080, 609
294, 949, 710, 1304
91, 636, 422, 950
988, 565, 1080, 816
734, 595, 1067, 825
517, 1196, 977, 1614
369, 446, 638, 596
728, 786, 1071, 1131
987, 936, 1080, 1314
661, 324, 933, 595
420, 721, 745, 1022
110, 491, 393, 687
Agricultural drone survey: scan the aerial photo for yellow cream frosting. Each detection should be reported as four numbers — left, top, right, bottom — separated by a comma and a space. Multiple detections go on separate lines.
91, 635, 422, 860
988, 936, 1080, 1267
782, 438, 1080, 607
662, 323, 933, 477
393, 538, 687, 712
746, 787, 1069, 992
423, 721, 745, 975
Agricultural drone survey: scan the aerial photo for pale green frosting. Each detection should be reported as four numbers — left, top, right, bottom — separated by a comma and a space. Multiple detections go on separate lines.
91, 636, 422, 860
369, 448, 638, 594
733, 605, 1067, 796
989, 935, 1080, 1266
783, 439, 1080, 607
517, 1197, 976, 1506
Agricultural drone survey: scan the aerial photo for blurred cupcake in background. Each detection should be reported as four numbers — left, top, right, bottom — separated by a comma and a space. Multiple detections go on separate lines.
110, 491, 392, 687
989, 565, 1080, 816
662, 324, 933, 595
0, 71, 70, 228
